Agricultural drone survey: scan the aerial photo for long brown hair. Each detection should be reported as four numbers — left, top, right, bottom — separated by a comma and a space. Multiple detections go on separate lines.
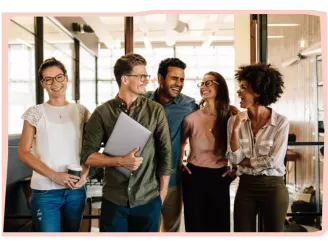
200, 71, 235, 156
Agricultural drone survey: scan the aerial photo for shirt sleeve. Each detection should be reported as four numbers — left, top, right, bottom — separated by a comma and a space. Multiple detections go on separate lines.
21, 105, 42, 128
250, 116, 290, 172
77, 104, 91, 123
181, 114, 192, 141
226, 115, 246, 164
154, 106, 174, 177
80, 108, 105, 164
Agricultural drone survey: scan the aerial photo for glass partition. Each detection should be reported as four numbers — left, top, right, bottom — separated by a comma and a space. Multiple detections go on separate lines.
8, 20, 36, 134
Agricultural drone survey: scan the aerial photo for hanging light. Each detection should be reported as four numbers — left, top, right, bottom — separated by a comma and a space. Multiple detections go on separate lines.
143, 34, 152, 51
165, 29, 177, 47
202, 33, 215, 48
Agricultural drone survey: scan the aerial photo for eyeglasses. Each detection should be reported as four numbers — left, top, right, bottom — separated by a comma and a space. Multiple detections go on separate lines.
125, 74, 151, 82
197, 80, 219, 88
41, 74, 67, 85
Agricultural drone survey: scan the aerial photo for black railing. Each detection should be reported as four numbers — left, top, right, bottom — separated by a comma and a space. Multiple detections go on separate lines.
288, 142, 324, 146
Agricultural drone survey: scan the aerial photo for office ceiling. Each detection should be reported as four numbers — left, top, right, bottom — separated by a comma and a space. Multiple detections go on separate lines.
9, 14, 309, 53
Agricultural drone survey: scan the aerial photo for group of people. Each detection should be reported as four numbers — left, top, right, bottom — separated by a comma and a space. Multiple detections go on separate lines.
18, 53, 289, 233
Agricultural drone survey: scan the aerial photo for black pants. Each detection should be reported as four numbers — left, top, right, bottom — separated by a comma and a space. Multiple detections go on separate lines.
234, 175, 289, 232
181, 163, 232, 232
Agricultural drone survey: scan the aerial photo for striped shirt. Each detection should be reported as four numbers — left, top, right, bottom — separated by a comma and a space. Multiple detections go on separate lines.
226, 108, 289, 177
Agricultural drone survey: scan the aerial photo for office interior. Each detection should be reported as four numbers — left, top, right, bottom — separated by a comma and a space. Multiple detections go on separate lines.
4, 13, 325, 232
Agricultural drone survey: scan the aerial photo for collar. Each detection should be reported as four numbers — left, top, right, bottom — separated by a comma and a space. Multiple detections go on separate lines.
246, 107, 277, 127
114, 94, 142, 113
150, 88, 181, 105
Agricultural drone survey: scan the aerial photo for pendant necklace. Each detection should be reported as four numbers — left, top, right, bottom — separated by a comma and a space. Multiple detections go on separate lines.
55, 108, 63, 120
48, 100, 68, 120
201, 108, 216, 132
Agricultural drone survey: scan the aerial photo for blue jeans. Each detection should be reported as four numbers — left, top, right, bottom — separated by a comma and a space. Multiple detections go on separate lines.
30, 187, 86, 232
100, 196, 162, 232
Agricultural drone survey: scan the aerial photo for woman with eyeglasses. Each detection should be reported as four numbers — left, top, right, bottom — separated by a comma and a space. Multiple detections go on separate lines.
18, 57, 90, 232
227, 63, 289, 232
180, 71, 238, 232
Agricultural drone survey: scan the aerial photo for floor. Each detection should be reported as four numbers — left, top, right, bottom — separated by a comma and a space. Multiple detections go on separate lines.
86, 177, 321, 233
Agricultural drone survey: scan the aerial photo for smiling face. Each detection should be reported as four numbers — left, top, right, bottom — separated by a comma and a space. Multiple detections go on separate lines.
237, 80, 260, 109
124, 65, 149, 96
158, 66, 185, 99
200, 74, 218, 100
41, 66, 68, 99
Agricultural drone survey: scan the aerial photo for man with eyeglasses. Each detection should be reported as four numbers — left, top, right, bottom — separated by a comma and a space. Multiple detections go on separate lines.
146, 58, 198, 232
81, 53, 173, 232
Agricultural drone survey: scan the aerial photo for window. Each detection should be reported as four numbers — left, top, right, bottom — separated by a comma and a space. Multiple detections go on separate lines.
8, 20, 35, 134
80, 45, 96, 112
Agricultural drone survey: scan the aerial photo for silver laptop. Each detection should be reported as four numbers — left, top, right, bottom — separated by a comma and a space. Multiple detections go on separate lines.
103, 112, 152, 177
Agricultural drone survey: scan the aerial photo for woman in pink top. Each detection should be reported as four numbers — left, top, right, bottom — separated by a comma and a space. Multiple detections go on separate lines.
180, 71, 238, 232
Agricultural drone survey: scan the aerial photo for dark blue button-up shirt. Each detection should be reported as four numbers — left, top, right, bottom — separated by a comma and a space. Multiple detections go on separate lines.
146, 89, 198, 187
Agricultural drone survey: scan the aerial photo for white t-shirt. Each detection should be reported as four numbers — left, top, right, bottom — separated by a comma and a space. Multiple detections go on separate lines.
21, 102, 90, 190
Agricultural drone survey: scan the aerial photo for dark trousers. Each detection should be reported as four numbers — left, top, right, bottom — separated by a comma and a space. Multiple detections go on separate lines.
234, 175, 289, 232
182, 163, 232, 232
100, 196, 162, 232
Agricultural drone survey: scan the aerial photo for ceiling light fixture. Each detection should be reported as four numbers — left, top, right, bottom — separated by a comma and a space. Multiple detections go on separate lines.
268, 24, 299, 27
202, 33, 215, 48
165, 29, 177, 47
72, 23, 94, 34
143, 34, 152, 51
268, 35, 284, 39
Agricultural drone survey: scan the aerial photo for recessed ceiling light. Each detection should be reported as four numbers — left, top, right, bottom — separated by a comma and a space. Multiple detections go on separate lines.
268, 24, 299, 27
268, 35, 284, 39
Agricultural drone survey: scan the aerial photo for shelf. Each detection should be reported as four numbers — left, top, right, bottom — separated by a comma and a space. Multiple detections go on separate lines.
317, 55, 322, 61
318, 81, 323, 86
319, 133, 325, 137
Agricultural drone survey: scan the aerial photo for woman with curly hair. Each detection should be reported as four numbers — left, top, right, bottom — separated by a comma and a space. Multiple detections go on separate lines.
227, 63, 289, 232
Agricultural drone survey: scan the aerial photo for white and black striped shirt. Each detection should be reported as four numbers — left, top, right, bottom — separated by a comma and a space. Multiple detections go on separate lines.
226, 108, 289, 177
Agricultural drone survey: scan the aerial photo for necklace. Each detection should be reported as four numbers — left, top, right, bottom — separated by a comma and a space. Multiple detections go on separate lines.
54, 108, 64, 120
200, 108, 216, 132
52, 104, 68, 120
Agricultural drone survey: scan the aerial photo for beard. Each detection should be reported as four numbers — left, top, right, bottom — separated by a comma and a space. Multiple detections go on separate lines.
161, 84, 181, 99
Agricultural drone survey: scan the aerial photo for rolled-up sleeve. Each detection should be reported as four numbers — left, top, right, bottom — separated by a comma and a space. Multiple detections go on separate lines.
154, 106, 174, 177
80, 109, 105, 164
250, 117, 290, 171
226, 116, 246, 164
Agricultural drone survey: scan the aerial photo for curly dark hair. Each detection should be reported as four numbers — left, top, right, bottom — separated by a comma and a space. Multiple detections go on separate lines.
114, 53, 147, 87
38, 57, 67, 81
234, 63, 285, 106
157, 58, 186, 79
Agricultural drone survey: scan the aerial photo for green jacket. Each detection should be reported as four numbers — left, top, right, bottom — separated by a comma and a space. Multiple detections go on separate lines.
81, 96, 173, 208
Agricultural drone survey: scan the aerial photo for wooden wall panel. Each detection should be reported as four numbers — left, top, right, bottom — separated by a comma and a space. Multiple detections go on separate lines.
267, 14, 322, 190
250, 15, 256, 64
